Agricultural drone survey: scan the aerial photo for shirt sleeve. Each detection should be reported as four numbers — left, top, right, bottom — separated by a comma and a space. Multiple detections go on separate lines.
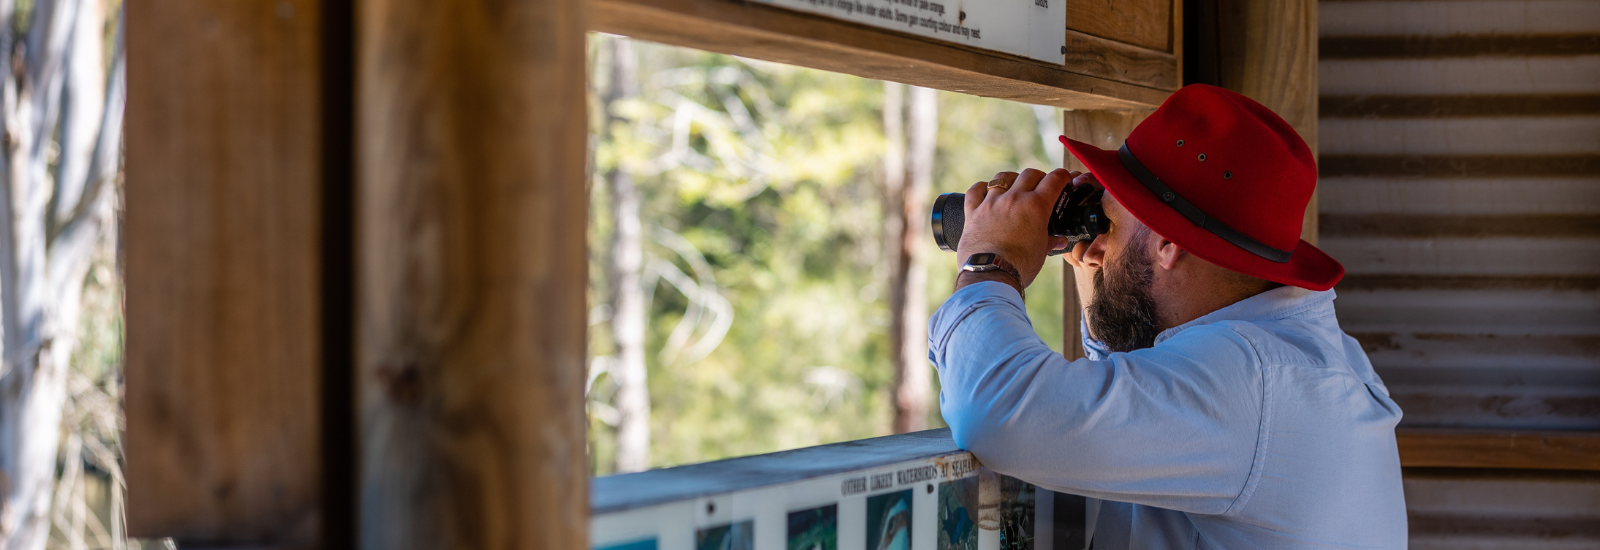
928, 282, 1266, 516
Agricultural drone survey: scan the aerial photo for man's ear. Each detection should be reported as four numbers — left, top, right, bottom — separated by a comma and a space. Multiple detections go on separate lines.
1153, 233, 1184, 271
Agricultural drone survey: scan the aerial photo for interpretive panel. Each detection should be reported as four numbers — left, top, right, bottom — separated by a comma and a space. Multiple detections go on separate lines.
749, 0, 1067, 63
591, 453, 1083, 550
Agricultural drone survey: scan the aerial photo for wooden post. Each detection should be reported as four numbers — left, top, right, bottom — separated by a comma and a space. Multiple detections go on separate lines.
1060, 110, 1152, 359
125, 0, 328, 543
1199, 0, 1319, 243
356, 0, 589, 547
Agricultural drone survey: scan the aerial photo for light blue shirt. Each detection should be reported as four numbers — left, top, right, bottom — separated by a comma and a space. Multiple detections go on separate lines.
929, 281, 1407, 549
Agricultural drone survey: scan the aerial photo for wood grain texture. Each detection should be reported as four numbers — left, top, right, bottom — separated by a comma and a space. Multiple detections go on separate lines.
1067, 0, 1175, 52
1060, 110, 1151, 360
1398, 429, 1600, 471
1318, 177, 1600, 216
357, 0, 589, 547
591, 0, 1177, 109
1214, 0, 1318, 243
1320, 155, 1600, 178
1062, 30, 1178, 94
124, 0, 323, 543
1321, 33, 1600, 59
1321, 94, 1600, 118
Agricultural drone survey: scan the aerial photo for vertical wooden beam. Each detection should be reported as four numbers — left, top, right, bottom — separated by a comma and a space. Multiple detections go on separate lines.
356, 0, 589, 547
125, 0, 326, 544
1060, 110, 1152, 360
1213, 0, 1319, 243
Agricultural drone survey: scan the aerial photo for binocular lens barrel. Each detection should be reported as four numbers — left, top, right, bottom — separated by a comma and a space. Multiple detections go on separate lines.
930, 185, 1109, 254
931, 193, 965, 252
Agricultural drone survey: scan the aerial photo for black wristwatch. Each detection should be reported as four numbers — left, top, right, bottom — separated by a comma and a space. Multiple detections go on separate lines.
961, 253, 1022, 282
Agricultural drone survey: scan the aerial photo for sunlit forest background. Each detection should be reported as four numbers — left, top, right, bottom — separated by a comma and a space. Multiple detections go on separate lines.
585, 34, 1070, 475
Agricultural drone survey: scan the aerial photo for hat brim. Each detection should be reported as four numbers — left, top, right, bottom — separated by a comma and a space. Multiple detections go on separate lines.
1061, 136, 1344, 291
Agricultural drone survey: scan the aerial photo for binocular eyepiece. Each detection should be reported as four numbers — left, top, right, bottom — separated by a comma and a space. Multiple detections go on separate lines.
931, 184, 1110, 255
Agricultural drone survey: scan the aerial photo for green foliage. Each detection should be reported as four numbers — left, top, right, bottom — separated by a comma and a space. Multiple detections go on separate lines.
587, 35, 1067, 474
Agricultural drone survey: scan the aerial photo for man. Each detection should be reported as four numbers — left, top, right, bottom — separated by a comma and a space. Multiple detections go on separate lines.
929, 84, 1407, 548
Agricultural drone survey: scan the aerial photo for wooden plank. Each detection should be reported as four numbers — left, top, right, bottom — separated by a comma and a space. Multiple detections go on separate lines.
1333, 287, 1600, 328
356, 0, 589, 547
590, 0, 1176, 110
1318, 177, 1600, 216
1320, 237, 1600, 276
1322, 33, 1600, 59
1398, 429, 1600, 471
1320, 94, 1600, 118
1061, 110, 1149, 166
1338, 275, 1600, 292
1318, 57, 1600, 96
1320, 155, 1600, 178
1320, 0, 1600, 37
1067, 0, 1174, 52
1321, 117, 1600, 155
1320, 213, 1600, 238
1060, 110, 1151, 360
1061, 30, 1178, 93
124, 0, 325, 543
1393, 394, 1600, 432
1352, 333, 1600, 370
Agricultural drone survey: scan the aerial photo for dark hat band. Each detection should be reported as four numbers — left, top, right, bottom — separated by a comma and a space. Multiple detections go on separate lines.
1117, 144, 1293, 263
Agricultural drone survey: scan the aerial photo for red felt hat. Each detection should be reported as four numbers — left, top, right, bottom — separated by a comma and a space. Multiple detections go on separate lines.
1060, 84, 1343, 291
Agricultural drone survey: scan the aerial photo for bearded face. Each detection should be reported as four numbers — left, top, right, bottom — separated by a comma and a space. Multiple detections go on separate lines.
1087, 227, 1162, 353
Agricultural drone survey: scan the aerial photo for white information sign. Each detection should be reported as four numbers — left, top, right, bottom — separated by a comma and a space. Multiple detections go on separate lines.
591, 452, 1087, 550
750, 0, 1067, 64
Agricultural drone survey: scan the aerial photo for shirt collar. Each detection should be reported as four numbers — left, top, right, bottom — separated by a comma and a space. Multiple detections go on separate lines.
1153, 285, 1337, 345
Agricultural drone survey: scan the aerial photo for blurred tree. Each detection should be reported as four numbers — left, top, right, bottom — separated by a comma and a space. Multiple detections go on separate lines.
600, 36, 653, 474
0, 0, 125, 548
887, 85, 935, 434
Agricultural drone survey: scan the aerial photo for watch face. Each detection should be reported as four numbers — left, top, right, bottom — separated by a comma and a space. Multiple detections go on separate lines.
968, 253, 996, 265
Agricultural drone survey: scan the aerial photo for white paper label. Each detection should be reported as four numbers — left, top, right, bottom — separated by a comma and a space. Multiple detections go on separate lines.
750, 0, 1067, 64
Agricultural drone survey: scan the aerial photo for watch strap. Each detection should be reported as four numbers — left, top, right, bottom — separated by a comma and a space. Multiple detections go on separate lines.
962, 253, 1022, 282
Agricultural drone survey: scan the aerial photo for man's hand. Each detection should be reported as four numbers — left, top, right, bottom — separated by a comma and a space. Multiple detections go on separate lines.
954, 168, 1077, 294
1061, 171, 1101, 338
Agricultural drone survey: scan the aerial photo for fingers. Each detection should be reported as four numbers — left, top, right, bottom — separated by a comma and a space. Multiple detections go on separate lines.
1072, 171, 1100, 188
1012, 168, 1048, 193
1049, 236, 1072, 253
964, 180, 989, 216
990, 171, 1020, 193
1034, 168, 1072, 200
1062, 240, 1091, 268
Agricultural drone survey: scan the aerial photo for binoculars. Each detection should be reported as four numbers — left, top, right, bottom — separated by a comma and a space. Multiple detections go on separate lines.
931, 184, 1109, 255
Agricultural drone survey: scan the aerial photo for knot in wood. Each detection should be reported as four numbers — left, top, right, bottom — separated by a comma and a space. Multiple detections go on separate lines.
376, 361, 425, 405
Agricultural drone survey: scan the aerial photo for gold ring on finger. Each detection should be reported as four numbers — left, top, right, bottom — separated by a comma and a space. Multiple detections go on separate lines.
987, 178, 1011, 190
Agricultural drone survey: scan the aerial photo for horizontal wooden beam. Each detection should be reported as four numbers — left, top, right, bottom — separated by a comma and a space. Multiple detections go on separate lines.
591, 0, 1174, 110
1398, 428, 1600, 471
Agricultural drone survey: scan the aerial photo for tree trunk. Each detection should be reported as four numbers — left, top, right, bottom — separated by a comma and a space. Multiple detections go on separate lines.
604, 37, 651, 474
889, 85, 935, 434
0, 0, 122, 548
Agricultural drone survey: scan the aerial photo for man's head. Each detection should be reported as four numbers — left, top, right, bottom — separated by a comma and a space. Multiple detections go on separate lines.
1060, 84, 1344, 296
1079, 190, 1281, 352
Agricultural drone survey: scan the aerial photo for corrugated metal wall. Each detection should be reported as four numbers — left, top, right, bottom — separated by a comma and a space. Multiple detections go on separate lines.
1317, 0, 1600, 545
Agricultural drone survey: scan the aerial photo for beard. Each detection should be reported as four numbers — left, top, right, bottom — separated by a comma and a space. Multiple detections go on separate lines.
1087, 235, 1162, 353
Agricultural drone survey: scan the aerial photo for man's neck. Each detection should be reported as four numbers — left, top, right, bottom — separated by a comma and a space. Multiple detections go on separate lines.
1154, 276, 1280, 334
